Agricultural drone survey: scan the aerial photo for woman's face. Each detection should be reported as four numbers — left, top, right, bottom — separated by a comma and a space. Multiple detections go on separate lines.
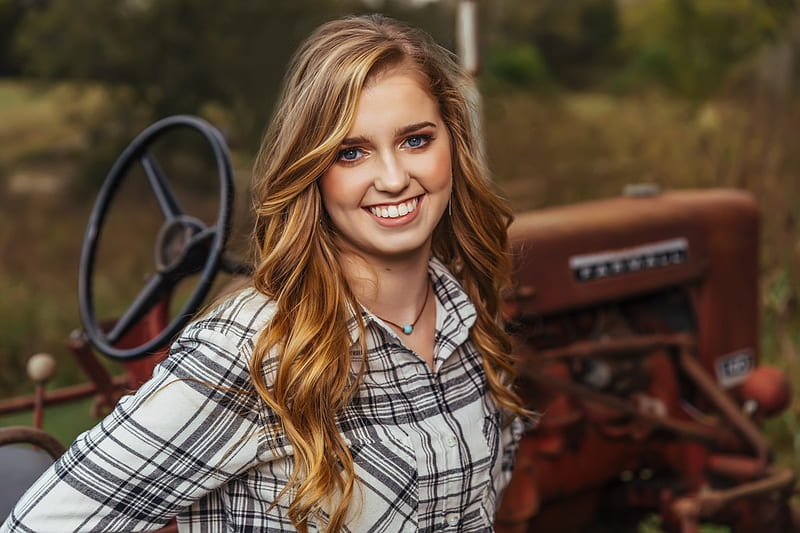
319, 66, 452, 266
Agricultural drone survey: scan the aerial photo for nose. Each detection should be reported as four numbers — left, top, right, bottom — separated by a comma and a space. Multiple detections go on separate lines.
374, 155, 410, 193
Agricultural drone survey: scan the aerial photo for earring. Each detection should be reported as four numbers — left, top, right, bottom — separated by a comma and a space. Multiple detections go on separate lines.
448, 171, 454, 216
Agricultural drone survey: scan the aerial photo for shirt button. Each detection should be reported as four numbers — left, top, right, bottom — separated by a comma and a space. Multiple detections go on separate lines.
445, 435, 458, 448
445, 513, 459, 527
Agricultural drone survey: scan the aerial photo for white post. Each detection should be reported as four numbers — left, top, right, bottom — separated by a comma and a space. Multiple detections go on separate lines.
456, 0, 487, 172
456, 0, 479, 77
456, 0, 488, 170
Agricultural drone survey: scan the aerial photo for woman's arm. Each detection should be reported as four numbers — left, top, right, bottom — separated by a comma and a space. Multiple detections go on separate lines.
1, 321, 266, 533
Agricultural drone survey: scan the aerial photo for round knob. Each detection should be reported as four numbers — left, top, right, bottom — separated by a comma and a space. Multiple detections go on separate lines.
27, 352, 57, 383
739, 365, 791, 418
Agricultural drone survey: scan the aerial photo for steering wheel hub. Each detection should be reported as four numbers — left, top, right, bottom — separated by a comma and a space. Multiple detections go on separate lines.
154, 216, 206, 272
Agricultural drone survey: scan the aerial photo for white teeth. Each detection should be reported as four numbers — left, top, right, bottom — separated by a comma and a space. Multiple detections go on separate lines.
370, 197, 418, 219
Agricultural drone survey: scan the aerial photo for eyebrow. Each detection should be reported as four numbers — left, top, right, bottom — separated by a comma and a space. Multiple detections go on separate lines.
395, 121, 437, 137
340, 135, 369, 147
340, 121, 437, 146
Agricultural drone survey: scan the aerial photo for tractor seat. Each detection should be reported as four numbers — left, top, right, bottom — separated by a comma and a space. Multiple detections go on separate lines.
0, 426, 65, 522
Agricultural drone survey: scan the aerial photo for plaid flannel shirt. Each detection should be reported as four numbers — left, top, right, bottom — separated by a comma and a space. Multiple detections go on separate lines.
2, 257, 522, 532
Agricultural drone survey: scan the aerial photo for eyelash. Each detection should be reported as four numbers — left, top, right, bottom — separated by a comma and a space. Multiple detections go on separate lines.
335, 133, 434, 165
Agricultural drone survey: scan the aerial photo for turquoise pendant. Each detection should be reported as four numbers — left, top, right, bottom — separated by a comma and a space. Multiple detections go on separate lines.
402, 324, 413, 334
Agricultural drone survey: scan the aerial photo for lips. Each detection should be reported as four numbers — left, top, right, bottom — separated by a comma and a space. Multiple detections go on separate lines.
367, 196, 419, 219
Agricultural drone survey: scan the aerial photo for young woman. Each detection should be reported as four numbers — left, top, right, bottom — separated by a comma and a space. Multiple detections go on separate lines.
2, 14, 527, 532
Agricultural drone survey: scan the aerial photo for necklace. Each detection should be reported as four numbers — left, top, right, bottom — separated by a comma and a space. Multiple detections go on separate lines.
373, 285, 431, 335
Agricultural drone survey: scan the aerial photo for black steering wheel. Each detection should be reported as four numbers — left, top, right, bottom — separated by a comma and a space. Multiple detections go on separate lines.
79, 115, 235, 360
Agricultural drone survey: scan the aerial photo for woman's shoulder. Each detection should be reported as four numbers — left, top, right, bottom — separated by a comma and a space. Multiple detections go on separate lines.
193, 286, 277, 342
158, 287, 277, 388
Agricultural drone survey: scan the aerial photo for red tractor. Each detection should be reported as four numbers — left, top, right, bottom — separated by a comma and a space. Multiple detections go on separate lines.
0, 116, 796, 532
498, 188, 797, 531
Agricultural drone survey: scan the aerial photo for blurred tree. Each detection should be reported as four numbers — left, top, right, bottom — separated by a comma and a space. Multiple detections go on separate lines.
485, 43, 555, 91
363, 0, 455, 50
0, 0, 30, 75
14, 0, 350, 150
616, 0, 798, 98
10, 0, 455, 191
484, 0, 621, 89
484, 0, 797, 97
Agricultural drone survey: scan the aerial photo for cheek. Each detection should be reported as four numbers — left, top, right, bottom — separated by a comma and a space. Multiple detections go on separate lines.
319, 169, 356, 211
420, 143, 453, 189
319, 165, 369, 215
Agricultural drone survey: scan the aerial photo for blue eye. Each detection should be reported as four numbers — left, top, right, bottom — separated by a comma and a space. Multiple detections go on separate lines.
404, 134, 429, 148
339, 147, 362, 162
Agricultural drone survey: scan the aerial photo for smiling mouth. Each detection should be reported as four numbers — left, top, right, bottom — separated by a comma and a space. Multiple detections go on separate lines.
367, 196, 420, 219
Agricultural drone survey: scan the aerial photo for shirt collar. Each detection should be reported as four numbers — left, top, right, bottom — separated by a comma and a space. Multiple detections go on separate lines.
345, 256, 477, 351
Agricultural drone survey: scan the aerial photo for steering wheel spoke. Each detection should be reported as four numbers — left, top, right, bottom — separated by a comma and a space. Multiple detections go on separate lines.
105, 272, 170, 345
141, 151, 184, 220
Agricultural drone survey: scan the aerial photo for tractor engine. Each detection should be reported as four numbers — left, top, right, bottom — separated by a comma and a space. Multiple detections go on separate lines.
497, 189, 795, 533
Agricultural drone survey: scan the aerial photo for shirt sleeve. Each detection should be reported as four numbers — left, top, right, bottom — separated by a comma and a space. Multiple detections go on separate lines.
1, 323, 267, 533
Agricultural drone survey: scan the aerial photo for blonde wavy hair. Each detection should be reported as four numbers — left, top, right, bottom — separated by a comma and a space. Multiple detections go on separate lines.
248, 14, 527, 532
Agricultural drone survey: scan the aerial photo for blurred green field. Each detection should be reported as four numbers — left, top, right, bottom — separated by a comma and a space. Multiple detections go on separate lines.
0, 398, 96, 446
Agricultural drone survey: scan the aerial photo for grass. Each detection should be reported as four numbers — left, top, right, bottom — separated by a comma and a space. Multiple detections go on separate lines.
0, 397, 97, 448
0, 80, 101, 171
